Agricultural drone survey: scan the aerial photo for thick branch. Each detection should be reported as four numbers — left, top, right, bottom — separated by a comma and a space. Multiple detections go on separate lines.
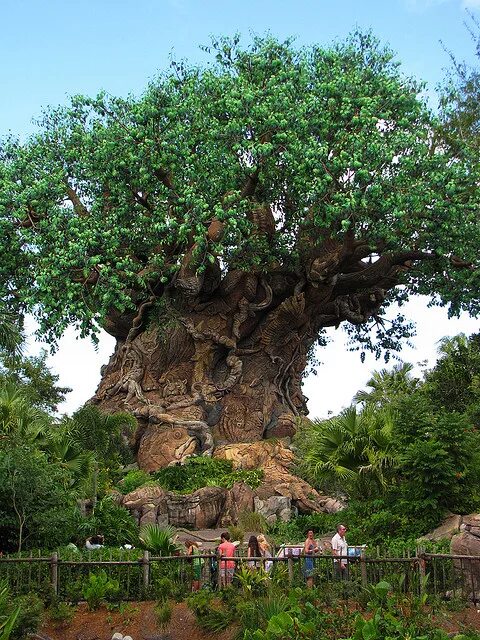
65, 181, 89, 217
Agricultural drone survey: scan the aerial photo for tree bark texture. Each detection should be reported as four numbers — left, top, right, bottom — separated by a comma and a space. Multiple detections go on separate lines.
92, 241, 411, 472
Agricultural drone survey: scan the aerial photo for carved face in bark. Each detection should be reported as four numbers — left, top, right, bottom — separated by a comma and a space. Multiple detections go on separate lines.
137, 424, 197, 472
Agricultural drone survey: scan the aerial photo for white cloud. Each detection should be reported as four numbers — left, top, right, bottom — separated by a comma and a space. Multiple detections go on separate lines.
462, 0, 480, 8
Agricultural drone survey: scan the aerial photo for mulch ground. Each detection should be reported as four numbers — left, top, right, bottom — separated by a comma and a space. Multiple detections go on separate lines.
41, 601, 236, 640
40, 601, 480, 640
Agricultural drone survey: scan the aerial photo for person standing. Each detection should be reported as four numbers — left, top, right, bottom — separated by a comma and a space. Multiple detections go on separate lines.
185, 540, 203, 591
303, 529, 320, 588
257, 534, 273, 573
331, 524, 348, 580
217, 532, 237, 587
247, 535, 261, 569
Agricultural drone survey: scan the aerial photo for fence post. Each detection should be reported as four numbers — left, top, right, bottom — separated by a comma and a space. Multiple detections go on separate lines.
50, 552, 58, 596
287, 555, 294, 586
360, 548, 368, 587
142, 550, 150, 591
217, 555, 222, 589
416, 545, 426, 595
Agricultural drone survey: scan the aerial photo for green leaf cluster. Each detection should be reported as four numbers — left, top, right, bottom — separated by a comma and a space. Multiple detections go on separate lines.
152, 455, 263, 493
295, 332, 480, 544
1, 33, 478, 344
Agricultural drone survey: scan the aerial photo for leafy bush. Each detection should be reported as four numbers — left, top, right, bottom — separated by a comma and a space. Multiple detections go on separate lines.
238, 511, 268, 533
138, 524, 179, 555
48, 601, 76, 627
153, 456, 263, 493
10, 592, 44, 639
155, 576, 174, 603
235, 566, 270, 597
228, 525, 244, 544
186, 590, 233, 632
0, 583, 19, 640
78, 495, 139, 546
117, 469, 153, 495
82, 571, 120, 610
154, 600, 172, 629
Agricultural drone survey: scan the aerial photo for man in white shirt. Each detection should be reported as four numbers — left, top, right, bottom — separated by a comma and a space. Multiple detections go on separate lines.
331, 524, 348, 579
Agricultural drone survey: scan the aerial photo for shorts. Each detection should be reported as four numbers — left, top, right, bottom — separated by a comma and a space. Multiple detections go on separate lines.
220, 568, 235, 580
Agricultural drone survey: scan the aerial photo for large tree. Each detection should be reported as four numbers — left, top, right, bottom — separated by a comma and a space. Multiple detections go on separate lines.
1, 34, 478, 471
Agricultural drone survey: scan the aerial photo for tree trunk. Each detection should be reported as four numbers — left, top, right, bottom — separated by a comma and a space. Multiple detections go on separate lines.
92, 245, 404, 473
92, 273, 319, 471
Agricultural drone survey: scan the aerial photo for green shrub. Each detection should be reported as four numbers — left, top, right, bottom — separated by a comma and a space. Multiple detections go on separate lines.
0, 583, 19, 640
238, 511, 268, 533
79, 495, 139, 547
48, 602, 76, 627
235, 566, 270, 598
11, 593, 44, 640
153, 456, 263, 493
154, 600, 172, 629
155, 577, 174, 603
82, 571, 120, 611
186, 590, 232, 632
139, 524, 179, 555
118, 469, 153, 495
228, 525, 244, 545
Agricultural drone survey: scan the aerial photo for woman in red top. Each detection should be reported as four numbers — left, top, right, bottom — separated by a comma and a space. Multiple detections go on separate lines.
217, 532, 237, 586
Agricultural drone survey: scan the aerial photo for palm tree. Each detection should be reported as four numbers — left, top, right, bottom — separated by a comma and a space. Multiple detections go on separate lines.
354, 363, 419, 408
300, 404, 396, 496
138, 524, 179, 555
40, 428, 94, 493
0, 305, 22, 356
65, 405, 136, 506
0, 383, 52, 442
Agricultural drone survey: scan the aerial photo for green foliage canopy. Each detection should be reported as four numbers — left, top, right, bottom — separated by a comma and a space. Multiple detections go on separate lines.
0, 33, 478, 347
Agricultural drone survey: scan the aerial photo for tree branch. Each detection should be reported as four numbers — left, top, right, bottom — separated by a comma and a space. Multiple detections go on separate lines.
65, 181, 90, 217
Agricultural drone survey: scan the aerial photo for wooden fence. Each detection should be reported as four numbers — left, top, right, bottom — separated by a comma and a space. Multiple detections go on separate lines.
1, 550, 479, 603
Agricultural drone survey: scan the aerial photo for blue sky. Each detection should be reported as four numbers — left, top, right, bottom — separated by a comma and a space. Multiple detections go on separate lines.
3, 0, 479, 416
2, 0, 479, 138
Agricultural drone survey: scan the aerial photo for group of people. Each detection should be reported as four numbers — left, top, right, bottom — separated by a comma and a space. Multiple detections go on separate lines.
183, 531, 274, 589
303, 524, 348, 587
218, 531, 273, 586
184, 525, 349, 590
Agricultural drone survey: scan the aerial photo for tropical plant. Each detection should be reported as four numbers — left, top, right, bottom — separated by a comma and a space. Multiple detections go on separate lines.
238, 510, 268, 534
79, 495, 139, 547
9, 593, 44, 640
0, 383, 52, 444
118, 469, 153, 494
353, 363, 419, 408
138, 524, 179, 555
186, 590, 232, 632
235, 566, 270, 597
0, 349, 70, 412
82, 571, 120, 610
0, 304, 22, 357
154, 600, 172, 630
0, 443, 78, 551
298, 404, 396, 496
47, 602, 76, 627
0, 584, 19, 640
424, 333, 480, 415
154, 456, 262, 493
